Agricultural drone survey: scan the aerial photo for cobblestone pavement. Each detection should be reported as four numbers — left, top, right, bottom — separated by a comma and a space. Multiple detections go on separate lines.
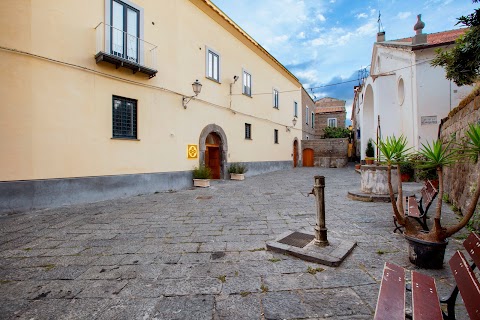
0, 166, 471, 319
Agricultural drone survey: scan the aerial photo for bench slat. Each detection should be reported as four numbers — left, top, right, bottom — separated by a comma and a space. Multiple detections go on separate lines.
411, 271, 443, 320
449, 251, 480, 320
374, 262, 405, 320
463, 232, 480, 267
407, 197, 421, 218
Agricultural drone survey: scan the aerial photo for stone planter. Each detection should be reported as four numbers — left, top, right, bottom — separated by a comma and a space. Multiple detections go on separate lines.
193, 179, 210, 188
230, 173, 245, 181
360, 165, 398, 195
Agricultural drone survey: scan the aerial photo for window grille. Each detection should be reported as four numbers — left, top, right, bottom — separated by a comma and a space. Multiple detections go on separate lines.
112, 96, 137, 139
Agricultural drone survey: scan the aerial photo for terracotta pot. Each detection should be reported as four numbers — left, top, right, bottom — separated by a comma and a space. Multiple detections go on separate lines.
365, 158, 374, 165
401, 173, 411, 182
355, 164, 361, 170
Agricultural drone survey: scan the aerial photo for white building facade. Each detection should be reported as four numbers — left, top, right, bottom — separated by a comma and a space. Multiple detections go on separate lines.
357, 21, 472, 160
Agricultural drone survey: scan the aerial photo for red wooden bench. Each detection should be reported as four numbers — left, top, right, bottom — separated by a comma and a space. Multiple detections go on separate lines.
394, 180, 438, 233
374, 232, 480, 320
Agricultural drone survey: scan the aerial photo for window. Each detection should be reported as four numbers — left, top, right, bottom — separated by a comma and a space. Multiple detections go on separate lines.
206, 47, 220, 82
273, 89, 279, 109
243, 69, 252, 96
245, 123, 251, 139
306, 106, 309, 124
311, 112, 314, 129
274, 129, 279, 144
112, 96, 137, 139
294, 101, 298, 117
110, 0, 140, 63
328, 118, 337, 128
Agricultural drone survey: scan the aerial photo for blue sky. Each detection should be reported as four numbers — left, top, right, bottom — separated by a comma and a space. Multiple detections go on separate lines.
210, 0, 478, 117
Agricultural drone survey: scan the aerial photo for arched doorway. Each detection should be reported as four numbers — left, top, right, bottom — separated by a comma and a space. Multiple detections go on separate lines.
205, 132, 221, 179
199, 124, 228, 180
293, 139, 298, 167
303, 148, 314, 167
363, 84, 375, 159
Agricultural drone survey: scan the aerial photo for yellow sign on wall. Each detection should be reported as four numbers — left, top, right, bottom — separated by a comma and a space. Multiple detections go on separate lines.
187, 144, 198, 159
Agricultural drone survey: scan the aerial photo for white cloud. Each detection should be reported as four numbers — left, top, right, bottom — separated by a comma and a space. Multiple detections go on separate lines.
397, 12, 412, 19
356, 13, 368, 19
297, 31, 306, 39
317, 13, 326, 22
296, 70, 319, 84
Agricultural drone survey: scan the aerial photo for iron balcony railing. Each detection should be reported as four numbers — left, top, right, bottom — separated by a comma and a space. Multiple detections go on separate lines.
95, 22, 157, 77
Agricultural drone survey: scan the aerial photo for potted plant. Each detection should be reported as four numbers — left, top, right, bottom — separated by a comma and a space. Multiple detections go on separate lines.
411, 153, 439, 187
365, 139, 375, 164
399, 161, 414, 182
228, 163, 248, 180
192, 165, 212, 187
379, 125, 480, 269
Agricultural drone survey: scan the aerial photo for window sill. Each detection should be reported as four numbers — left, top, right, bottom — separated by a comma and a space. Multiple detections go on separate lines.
206, 76, 221, 84
245, 138, 252, 140
243, 93, 253, 98
273, 106, 279, 110
111, 137, 141, 141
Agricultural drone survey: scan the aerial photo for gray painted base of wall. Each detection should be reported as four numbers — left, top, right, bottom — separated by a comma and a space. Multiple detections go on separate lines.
0, 171, 192, 214
0, 160, 293, 214
242, 160, 292, 177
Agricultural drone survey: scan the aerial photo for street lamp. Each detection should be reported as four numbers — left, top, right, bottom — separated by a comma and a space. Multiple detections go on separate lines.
182, 80, 202, 109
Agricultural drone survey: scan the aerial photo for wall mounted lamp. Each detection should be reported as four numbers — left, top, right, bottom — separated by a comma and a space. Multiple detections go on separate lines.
286, 117, 298, 132
182, 80, 202, 109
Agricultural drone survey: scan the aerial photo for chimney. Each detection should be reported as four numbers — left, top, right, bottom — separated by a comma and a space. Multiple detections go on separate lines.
377, 31, 385, 42
412, 14, 427, 45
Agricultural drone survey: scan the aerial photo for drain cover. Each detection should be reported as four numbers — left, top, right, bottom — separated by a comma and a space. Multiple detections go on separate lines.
278, 232, 315, 248
196, 196, 213, 200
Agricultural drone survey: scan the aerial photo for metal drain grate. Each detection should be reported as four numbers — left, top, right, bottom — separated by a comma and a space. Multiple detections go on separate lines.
278, 232, 315, 248
196, 196, 213, 200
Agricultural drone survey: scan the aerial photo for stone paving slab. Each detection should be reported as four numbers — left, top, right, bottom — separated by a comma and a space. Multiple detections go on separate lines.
0, 166, 472, 319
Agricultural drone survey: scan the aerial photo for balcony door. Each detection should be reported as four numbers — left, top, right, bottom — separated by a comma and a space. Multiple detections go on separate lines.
111, 0, 139, 63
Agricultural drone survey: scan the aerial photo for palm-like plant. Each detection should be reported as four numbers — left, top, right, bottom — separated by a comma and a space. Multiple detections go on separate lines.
415, 139, 457, 242
377, 135, 413, 231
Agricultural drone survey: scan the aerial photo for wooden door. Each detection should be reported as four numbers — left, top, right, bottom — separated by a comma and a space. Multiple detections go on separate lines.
303, 148, 314, 167
293, 141, 298, 167
207, 146, 221, 179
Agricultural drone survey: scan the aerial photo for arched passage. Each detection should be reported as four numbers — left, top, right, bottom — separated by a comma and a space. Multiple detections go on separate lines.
363, 84, 375, 159
199, 124, 228, 180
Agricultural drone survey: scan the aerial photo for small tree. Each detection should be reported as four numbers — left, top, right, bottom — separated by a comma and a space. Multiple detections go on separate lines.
431, 1, 480, 86
365, 139, 375, 158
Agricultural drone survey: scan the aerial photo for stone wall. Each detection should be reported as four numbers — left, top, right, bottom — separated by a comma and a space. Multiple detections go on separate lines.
302, 138, 348, 168
440, 88, 480, 229
315, 112, 346, 137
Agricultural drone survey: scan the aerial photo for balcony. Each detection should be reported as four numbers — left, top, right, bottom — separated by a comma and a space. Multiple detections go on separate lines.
95, 22, 158, 78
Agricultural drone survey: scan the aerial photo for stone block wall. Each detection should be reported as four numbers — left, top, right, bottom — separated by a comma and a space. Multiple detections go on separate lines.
440, 89, 480, 230
315, 112, 346, 137
302, 138, 348, 168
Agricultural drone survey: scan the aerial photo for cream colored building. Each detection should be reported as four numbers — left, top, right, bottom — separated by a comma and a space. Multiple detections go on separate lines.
0, 0, 302, 213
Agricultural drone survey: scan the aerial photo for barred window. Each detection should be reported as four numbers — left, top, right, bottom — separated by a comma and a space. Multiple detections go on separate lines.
274, 129, 279, 144
112, 96, 137, 139
245, 123, 252, 139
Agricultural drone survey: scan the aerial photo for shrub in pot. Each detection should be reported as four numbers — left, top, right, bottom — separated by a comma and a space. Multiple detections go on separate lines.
379, 125, 480, 268
192, 165, 212, 187
399, 161, 414, 182
228, 163, 248, 180
365, 139, 375, 164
